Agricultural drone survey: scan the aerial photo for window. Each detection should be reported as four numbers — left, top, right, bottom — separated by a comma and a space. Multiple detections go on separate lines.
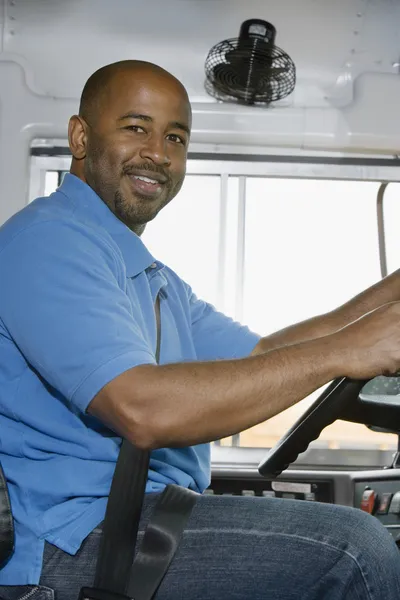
142, 175, 221, 307
243, 179, 381, 334
44, 171, 59, 196
383, 182, 400, 275
239, 178, 396, 451
31, 153, 400, 461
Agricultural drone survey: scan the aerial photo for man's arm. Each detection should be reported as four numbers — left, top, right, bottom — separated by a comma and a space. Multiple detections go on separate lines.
252, 269, 400, 355
89, 301, 400, 450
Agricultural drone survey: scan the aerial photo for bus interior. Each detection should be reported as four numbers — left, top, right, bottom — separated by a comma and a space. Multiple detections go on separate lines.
1, 0, 400, 575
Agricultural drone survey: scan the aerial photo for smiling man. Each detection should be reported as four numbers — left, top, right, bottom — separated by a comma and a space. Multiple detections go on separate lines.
70, 61, 190, 236
1, 60, 400, 600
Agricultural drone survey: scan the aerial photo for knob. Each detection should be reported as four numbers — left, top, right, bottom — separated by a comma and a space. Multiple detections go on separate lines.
360, 488, 379, 515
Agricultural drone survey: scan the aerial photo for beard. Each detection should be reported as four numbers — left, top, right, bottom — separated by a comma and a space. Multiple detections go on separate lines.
83, 143, 185, 233
113, 186, 174, 232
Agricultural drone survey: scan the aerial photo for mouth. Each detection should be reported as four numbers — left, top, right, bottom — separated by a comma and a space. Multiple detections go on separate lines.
127, 174, 165, 197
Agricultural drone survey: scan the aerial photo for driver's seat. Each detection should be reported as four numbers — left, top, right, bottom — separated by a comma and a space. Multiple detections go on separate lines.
0, 462, 14, 569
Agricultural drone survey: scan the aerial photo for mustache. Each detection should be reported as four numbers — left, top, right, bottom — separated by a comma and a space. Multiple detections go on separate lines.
122, 163, 170, 182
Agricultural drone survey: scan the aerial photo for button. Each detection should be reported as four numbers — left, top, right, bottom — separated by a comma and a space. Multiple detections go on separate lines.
360, 489, 378, 514
281, 493, 296, 500
304, 492, 316, 502
241, 489, 255, 497
262, 490, 275, 498
150, 262, 157, 269
377, 493, 393, 515
389, 492, 400, 515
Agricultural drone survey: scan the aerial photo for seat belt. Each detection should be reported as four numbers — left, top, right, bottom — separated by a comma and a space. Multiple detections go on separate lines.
0, 462, 14, 568
79, 295, 198, 600
86, 441, 150, 597
127, 484, 198, 600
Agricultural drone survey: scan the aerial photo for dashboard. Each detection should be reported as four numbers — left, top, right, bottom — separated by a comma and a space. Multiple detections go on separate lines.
208, 375, 400, 544
209, 465, 400, 543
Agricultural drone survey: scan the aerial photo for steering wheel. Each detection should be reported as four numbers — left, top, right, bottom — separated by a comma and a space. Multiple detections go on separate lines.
258, 376, 400, 479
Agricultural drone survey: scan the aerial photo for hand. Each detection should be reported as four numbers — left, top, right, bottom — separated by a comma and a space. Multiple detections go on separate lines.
332, 301, 400, 380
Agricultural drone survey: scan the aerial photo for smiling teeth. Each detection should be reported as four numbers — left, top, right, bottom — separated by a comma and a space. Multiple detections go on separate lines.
134, 175, 159, 184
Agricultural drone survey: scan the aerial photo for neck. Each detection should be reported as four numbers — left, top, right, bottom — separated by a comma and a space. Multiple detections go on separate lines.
70, 158, 85, 183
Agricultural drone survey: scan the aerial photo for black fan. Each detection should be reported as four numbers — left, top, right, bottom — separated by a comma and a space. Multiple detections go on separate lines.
205, 20, 296, 106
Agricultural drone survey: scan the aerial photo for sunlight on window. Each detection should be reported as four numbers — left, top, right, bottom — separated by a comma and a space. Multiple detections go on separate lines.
44, 171, 59, 196
220, 177, 239, 319
142, 175, 221, 307
239, 178, 397, 451
383, 182, 400, 275
243, 179, 381, 334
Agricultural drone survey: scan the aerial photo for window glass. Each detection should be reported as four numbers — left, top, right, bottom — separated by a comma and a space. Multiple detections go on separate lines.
143, 175, 221, 307
220, 176, 240, 319
383, 182, 400, 275
239, 178, 397, 451
44, 171, 59, 196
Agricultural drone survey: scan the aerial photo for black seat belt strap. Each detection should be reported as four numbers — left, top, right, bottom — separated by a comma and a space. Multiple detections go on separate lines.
127, 484, 198, 600
80, 295, 161, 598
91, 441, 150, 595
79, 294, 199, 600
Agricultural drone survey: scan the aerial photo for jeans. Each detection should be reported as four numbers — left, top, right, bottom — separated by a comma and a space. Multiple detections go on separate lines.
0, 493, 399, 599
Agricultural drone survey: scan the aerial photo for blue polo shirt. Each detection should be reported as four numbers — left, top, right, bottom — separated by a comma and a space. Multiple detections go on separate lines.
0, 173, 260, 584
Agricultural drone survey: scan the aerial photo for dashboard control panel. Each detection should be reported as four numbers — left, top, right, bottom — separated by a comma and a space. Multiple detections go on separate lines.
355, 479, 400, 542
209, 467, 400, 541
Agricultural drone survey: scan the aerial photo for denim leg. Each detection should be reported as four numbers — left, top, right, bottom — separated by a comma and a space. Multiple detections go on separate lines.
38, 494, 400, 600
0, 586, 54, 600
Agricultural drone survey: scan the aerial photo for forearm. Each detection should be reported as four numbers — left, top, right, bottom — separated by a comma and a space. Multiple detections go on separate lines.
91, 335, 343, 449
252, 311, 339, 354
253, 269, 400, 355
333, 267, 400, 324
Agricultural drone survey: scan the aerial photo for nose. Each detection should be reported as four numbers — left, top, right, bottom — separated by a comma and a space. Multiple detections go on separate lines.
139, 134, 171, 167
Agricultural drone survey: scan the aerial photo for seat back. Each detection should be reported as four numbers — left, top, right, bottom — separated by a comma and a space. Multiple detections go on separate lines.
0, 462, 14, 568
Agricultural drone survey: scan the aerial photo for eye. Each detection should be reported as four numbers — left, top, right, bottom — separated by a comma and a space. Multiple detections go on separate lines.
167, 133, 186, 145
124, 125, 146, 133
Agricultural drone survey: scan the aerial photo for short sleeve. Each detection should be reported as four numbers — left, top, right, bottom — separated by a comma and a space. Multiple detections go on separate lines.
0, 220, 155, 413
187, 287, 261, 361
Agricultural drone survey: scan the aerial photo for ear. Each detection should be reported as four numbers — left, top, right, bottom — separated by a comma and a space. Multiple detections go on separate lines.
68, 115, 88, 160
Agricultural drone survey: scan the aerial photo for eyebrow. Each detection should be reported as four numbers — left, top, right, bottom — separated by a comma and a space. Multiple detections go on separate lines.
117, 112, 190, 136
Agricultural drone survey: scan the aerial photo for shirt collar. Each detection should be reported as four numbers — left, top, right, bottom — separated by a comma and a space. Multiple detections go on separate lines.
58, 173, 155, 278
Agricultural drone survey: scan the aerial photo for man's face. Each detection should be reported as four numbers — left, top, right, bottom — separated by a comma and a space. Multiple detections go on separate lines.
77, 70, 191, 233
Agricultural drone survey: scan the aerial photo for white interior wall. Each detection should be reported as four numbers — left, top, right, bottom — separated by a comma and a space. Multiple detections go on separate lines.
1, 0, 400, 223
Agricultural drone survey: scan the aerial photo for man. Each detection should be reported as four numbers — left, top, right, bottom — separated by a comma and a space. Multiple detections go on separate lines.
0, 60, 400, 600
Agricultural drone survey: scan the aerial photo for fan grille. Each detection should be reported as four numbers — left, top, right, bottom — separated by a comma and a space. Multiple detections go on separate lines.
205, 38, 296, 105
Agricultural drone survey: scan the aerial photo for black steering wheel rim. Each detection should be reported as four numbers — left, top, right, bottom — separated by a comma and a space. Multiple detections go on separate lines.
257, 377, 368, 479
